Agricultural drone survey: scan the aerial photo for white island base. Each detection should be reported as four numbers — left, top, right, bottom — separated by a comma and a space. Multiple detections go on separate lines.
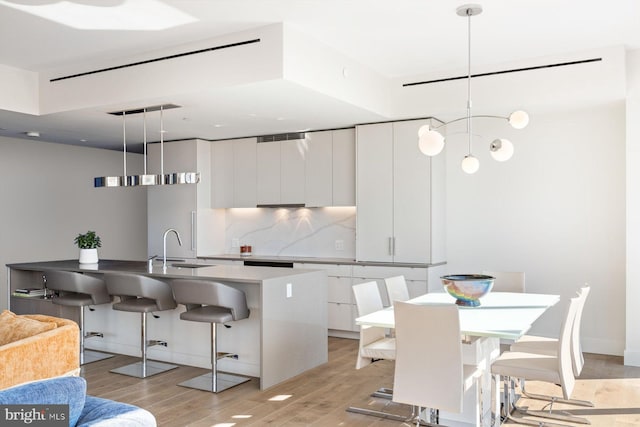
7, 261, 328, 391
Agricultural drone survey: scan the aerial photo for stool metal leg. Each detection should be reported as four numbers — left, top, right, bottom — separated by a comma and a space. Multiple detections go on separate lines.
79, 305, 113, 365
110, 312, 177, 378
178, 322, 250, 393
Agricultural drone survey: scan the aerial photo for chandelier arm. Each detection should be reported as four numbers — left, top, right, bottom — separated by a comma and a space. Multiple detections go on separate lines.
431, 114, 510, 130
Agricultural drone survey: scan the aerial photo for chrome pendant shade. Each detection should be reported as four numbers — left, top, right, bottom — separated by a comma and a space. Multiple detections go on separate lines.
94, 104, 200, 188
418, 4, 529, 174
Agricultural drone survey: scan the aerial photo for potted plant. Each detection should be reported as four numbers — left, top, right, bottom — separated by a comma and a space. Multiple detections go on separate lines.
74, 230, 101, 264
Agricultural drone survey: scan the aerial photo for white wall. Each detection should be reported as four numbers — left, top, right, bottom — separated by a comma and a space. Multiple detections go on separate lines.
442, 103, 626, 355
625, 49, 640, 365
0, 136, 148, 310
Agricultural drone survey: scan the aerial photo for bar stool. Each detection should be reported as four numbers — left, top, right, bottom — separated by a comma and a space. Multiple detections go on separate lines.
170, 279, 251, 392
104, 273, 178, 378
45, 270, 114, 365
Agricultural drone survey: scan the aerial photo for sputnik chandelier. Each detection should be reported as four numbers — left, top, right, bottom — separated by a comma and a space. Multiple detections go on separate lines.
417, 4, 529, 174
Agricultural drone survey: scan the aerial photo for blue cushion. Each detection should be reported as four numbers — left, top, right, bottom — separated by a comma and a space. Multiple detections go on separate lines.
77, 396, 156, 426
0, 376, 86, 427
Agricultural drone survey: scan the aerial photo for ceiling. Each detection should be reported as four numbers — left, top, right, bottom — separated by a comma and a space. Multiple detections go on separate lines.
1, 0, 639, 152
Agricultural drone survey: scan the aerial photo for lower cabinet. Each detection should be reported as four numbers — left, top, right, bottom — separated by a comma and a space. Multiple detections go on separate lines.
294, 262, 429, 338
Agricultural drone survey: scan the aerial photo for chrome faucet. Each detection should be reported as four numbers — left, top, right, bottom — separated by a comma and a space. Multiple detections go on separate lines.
163, 228, 183, 270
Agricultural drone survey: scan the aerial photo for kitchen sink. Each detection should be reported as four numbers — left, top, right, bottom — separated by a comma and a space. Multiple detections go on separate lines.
170, 263, 214, 268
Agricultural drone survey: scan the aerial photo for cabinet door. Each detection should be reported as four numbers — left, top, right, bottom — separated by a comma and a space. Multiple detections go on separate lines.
332, 128, 356, 206
256, 142, 281, 205
211, 140, 234, 208
280, 140, 306, 204
233, 138, 257, 207
147, 141, 197, 258
393, 120, 432, 263
356, 123, 394, 262
305, 131, 333, 207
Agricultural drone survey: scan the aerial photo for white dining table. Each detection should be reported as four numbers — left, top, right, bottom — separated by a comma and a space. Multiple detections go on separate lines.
352, 291, 560, 427
356, 291, 560, 340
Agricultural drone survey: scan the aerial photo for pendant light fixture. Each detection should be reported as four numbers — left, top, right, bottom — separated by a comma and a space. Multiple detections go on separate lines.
94, 104, 200, 187
418, 4, 529, 174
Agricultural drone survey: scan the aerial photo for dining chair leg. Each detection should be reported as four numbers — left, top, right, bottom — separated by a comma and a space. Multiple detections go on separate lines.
520, 379, 594, 407
501, 376, 579, 427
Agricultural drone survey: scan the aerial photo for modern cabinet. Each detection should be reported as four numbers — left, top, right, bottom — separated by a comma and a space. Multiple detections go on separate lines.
294, 262, 429, 338
356, 119, 445, 263
305, 128, 356, 207
256, 139, 305, 205
211, 137, 257, 208
147, 139, 215, 258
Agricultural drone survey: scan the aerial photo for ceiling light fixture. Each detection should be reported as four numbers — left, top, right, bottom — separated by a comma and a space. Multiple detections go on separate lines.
418, 4, 529, 174
94, 104, 200, 188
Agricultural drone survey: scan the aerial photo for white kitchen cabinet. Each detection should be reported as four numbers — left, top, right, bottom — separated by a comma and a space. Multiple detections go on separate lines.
256, 140, 305, 205
356, 123, 394, 261
147, 139, 214, 259
233, 138, 258, 207
356, 119, 445, 263
294, 263, 357, 334
304, 131, 332, 207
294, 262, 429, 336
332, 128, 356, 206
281, 140, 306, 204
211, 137, 257, 208
304, 128, 356, 207
256, 142, 280, 205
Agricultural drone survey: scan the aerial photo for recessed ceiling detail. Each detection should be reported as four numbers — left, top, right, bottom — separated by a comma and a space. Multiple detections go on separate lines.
50, 39, 261, 82
403, 58, 603, 87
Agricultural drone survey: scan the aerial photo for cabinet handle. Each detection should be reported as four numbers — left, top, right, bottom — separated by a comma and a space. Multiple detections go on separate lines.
393, 237, 396, 256
388, 237, 393, 255
191, 211, 196, 251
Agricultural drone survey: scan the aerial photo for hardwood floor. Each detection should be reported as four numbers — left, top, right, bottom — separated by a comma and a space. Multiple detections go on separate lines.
80, 338, 640, 426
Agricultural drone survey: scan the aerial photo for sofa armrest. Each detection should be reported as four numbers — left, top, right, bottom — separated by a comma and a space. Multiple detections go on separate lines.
0, 376, 87, 427
77, 396, 157, 427
0, 317, 79, 390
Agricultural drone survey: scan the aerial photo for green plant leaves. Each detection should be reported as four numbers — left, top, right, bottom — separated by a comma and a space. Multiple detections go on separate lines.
74, 230, 102, 249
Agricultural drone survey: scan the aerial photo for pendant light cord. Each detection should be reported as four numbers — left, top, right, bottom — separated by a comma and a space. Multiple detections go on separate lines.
122, 111, 127, 186
160, 105, 164, 178
143, 109, 147, 175
466, 8, 473, 156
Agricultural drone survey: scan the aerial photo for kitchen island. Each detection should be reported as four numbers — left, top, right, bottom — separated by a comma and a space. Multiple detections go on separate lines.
6, 260, 328, 390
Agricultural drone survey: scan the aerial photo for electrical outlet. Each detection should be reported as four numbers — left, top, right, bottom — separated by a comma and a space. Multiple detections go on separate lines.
231, 238, 240, 248
335, 240, 344, 251
286, 283, 292, 298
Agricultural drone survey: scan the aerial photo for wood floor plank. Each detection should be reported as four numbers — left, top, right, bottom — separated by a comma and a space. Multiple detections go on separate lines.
80, 338, 640, 426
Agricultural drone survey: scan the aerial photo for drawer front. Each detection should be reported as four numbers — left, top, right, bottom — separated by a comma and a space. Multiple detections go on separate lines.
328, 277, 353, 304
327, 302, 355, 331
352, 265, 428, 281
294, 263, 352, 277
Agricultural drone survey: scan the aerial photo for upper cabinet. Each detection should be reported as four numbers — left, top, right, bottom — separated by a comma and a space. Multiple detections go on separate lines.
305, 128, 356, 207
211, 130, 355, 208
211, 137, 257, 208
256, 139, 305, 205
147, 139, 215, 259
356, 120, 445, 264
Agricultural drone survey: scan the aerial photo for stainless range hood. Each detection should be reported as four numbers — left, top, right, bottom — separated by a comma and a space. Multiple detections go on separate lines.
94, 104, 200, 188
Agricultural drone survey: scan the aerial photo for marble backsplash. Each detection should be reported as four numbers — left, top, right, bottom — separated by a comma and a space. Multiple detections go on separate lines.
222, 206, 356, 258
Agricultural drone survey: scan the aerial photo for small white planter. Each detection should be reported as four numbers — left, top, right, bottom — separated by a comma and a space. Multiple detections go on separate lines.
79, 248, 99, 264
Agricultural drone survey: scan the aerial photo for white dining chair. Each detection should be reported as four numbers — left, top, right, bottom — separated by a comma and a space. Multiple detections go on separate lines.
482, 270, 526, 293
392, 301, 483, 426
491, 296, 589, 426
510, 285, 593, 407
352, 281, 395, 370
384, 275, 410, 306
